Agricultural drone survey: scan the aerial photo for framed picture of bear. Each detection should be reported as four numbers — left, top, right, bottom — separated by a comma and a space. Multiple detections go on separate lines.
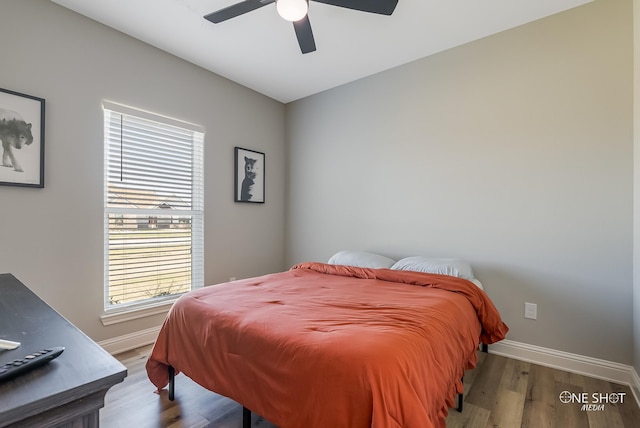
234, 147, 264, 203
0, 88, 45, 188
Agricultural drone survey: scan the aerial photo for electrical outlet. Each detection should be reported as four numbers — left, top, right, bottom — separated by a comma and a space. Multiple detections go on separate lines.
229, 277, 236, 281
524, 302, 537, 320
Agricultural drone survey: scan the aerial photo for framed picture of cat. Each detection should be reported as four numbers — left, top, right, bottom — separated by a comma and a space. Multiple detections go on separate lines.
234, 147, 265, 203
0, 87, 45, 188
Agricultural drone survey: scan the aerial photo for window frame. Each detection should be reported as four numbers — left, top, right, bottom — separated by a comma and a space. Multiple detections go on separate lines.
102, 101, 204, 318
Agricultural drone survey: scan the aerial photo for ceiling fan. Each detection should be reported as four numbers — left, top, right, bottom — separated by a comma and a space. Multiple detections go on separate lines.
204, 0, 399, 54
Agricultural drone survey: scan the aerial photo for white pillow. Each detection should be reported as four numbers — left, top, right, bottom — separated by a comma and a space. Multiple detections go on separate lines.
327, 250, 396, 269
391, 256, 475, 281
469, 278, 484, 290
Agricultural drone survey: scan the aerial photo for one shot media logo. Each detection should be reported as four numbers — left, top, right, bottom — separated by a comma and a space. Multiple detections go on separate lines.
558, 390, 626, 412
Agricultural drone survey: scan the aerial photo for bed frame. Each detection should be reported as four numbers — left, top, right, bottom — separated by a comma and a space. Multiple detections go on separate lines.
456, 343, 489, 413
165, 343, 489, 426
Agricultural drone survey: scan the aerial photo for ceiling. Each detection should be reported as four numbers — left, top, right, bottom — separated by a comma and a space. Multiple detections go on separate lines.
50, 0, 592, 103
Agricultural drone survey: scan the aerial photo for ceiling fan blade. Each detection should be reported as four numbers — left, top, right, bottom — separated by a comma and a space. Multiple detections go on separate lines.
293, 15, 316, 54
204, 0, 275, 23
311, 0, 398, 15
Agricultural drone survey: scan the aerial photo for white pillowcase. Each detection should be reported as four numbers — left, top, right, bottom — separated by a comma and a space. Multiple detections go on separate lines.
469, 278, 484, 290
327, 250, 396, 269
391, 256, 475, 281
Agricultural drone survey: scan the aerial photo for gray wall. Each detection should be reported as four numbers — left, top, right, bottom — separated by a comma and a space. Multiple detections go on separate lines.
285, 0, 633, 364
0, 0, 286, 342
0, 0, 636, 368
634, 0, 640, 384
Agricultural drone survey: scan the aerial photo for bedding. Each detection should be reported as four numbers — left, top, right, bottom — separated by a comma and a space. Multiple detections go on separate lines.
327, 250, 396, 268
391, 256, 475, 280
146, 262, 508, 428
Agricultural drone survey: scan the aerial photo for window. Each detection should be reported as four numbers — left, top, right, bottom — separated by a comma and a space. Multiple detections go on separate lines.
103, 101, 204, 313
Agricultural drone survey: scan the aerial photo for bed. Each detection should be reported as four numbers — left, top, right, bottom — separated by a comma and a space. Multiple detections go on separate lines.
146, 255, 508, 428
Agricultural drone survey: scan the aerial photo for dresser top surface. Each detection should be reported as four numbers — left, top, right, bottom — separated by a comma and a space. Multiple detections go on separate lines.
0, 273, 127, 423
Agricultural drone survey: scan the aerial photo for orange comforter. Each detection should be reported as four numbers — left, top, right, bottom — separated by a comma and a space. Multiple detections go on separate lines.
146, 262, 508, 428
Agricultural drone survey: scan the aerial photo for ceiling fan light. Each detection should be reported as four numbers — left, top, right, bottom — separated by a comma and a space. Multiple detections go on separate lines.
276, 0, 308, 22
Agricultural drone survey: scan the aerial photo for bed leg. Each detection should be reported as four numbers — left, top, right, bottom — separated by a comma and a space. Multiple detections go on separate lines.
168, 365, 175, 401
456, 377, 464, 413
243, 406, 251, 428
481, 343, 488, 353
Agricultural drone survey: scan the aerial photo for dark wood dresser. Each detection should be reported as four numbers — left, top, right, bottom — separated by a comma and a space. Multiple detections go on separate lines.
0, 273, 127, 427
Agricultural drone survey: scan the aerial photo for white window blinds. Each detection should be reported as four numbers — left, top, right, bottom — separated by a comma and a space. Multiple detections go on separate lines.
103, 101, 204, 310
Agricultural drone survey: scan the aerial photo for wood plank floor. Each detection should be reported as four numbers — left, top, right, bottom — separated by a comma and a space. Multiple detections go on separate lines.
102, 345, 640, 427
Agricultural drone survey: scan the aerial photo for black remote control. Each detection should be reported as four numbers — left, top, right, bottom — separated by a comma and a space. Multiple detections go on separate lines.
0, 347, 65, 382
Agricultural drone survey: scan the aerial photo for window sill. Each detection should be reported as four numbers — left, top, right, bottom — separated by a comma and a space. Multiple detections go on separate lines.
100, 299, 176, 326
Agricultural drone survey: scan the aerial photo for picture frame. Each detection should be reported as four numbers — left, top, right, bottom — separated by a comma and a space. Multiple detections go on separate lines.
234, 147, 265, 203
0, 87, 45, 188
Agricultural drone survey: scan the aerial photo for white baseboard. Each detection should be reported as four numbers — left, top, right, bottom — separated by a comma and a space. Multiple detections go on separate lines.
98, 325, 161, 355
97, 329, 640, 410
489, 339, 640, 408
489, 339, 632, 384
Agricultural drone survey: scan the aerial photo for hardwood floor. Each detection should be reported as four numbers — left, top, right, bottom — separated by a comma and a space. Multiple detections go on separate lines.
102, 345, 640, 427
